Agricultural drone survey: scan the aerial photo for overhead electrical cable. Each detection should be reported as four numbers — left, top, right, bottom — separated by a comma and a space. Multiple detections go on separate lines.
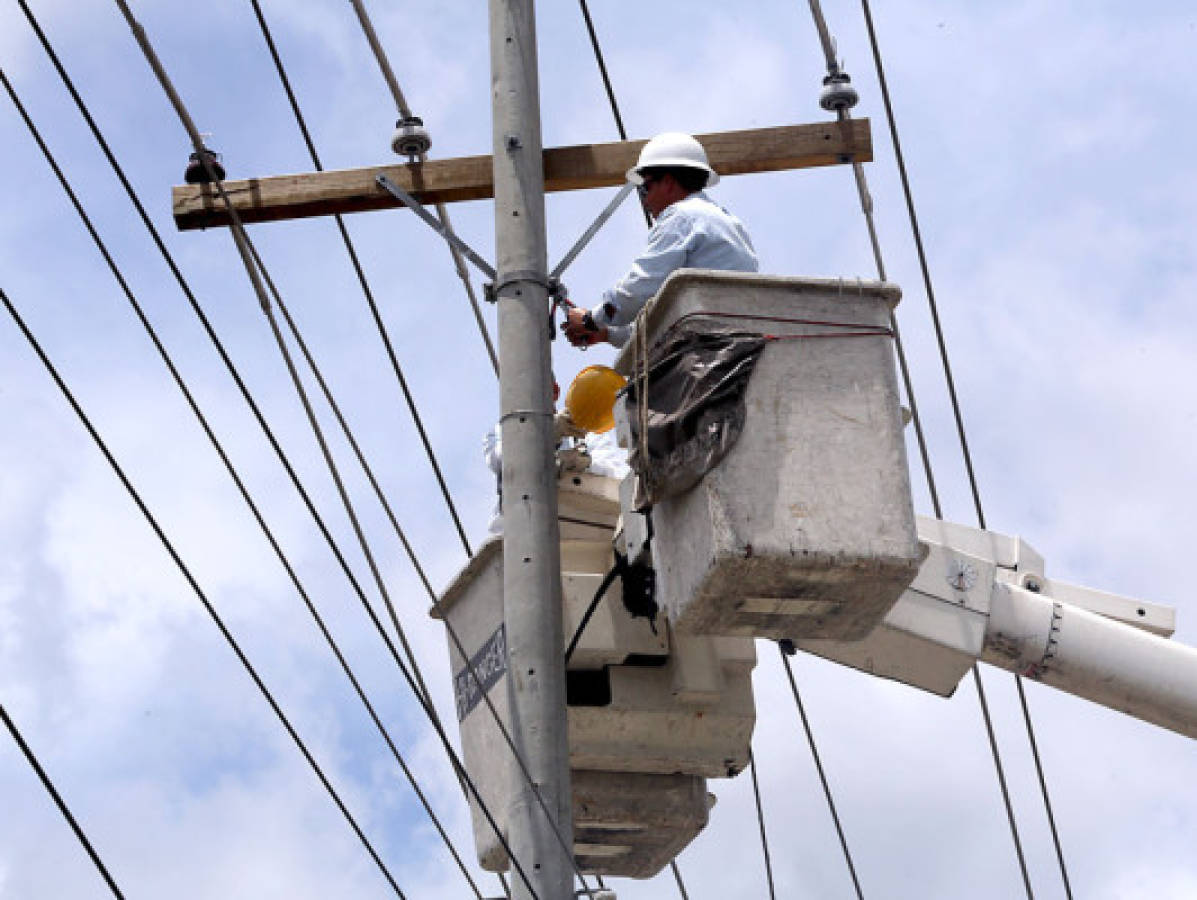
669, 861, 691, 900
244, 0, 479, 665
574, 0, 653, 228
239, 154, 605, 900
111, 0, 444, 729
346, 0, 499, 376
797, 2, 1035, 895
234, 232, 443, 713
12, 2, 484, 850
11, 0, 403, 695
18, 2, 481, 841
0, 55, 482, 897
33, 1, 531, 889
0, 702, 126, 899
0, 285, 408, 898
748, 748, 778, 900
857, 3, 1072, 893
339, 5, 609, 893
569, 12, 814, 894
576, 0, 627, 139
110, 4, 588, 894
780, 649, 865, 898
248, 0, 476, 558
1013, 675, 1072, 897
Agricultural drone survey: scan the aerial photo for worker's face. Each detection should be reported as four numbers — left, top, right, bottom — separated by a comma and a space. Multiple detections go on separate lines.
637, 173, 681, 218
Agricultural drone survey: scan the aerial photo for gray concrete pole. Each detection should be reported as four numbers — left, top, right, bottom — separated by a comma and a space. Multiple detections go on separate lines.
488, 1, 574, 898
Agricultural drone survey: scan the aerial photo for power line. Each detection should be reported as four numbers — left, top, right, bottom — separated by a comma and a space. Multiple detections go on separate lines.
748, 747, 778, 900
972, 667, 1035, 897
1013, 676, 1072, 899
856, 2, 1072, 892
113, 0, 445, 731
248, 0, 476, 557
779, 649, 865, 899
1, 34, 482, 892
19, 0, 453, 795
339, 6, 606, 894
669, 861, 691, 899
569, 7, 806, 895
797, 0, 1037, 893
576, 0, 628, 140
346, 0, 500, 376
0, 285, 407, 898
0, 702, 126, 899
573, 4, 868, 894
244, 0, 479, 688
575, 0, 653, 229
13, 7, 531, 891
109, 4, 569, 894
236, 234, 442, 715
10, 0, 396, 707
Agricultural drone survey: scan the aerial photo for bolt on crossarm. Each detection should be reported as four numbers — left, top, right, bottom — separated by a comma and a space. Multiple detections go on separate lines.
488, 1, 574, 898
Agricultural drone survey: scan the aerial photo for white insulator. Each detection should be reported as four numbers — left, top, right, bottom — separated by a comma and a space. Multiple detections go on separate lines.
819, 72, 859, 111
391, 115, 431, 157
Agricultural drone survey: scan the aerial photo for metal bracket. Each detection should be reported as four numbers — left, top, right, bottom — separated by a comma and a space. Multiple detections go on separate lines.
491, 268, 551, 296
549, 181, 637, 280
482, 269, 560, 305
376, 174, 497, 280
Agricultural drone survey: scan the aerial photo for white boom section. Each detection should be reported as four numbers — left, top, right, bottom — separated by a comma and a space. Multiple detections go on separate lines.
983, 580, 1197, 737
799, 517, 1197, 740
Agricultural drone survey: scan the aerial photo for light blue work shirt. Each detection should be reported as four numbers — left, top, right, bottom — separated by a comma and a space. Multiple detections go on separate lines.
591, 191, 758, 347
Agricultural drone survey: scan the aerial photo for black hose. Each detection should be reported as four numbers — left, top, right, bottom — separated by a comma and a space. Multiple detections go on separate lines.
563, 554, 625, 665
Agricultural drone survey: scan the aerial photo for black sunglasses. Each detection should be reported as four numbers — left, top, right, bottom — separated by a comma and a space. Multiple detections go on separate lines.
636, 174, 660, 197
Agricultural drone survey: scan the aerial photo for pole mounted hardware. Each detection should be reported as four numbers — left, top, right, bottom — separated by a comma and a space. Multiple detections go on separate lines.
184, 146, 225, 184
549, 181, 637, 281
378, 173, 636, 320
820, 71, 859, 111
173, 120, 873, 231
391, 115, 432, 158
376, 174, 497, 280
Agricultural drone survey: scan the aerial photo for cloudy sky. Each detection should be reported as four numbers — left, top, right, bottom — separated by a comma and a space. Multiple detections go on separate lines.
1, 0, 1195, 897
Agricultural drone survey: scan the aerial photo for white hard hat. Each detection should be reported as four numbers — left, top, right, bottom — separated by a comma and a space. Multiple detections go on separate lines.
627, 131, 719, 187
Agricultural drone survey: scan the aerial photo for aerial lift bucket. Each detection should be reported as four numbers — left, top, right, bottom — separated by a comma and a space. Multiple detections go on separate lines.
614, 271, 926, 641
432, 469, 755, 877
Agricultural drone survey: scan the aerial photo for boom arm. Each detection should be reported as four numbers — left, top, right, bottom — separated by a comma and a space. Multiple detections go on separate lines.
798, 517, 1197, 740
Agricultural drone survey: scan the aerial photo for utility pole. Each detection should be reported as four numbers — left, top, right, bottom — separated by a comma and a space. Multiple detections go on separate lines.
488, 1, 574, 898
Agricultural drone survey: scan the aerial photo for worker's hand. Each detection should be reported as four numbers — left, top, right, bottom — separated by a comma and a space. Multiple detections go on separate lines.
562, 307, 607, 348
554, 410, 587, 440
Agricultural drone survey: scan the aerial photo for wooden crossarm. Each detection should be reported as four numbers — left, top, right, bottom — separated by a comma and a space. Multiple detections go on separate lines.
172, 119, 871, 231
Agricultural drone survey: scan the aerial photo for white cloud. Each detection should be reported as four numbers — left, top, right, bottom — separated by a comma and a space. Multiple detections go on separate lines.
1, 0, 1195, 897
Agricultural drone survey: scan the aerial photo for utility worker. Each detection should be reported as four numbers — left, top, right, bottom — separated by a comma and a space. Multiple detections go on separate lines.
483, 369, 629, 533
563, 132, 758, 349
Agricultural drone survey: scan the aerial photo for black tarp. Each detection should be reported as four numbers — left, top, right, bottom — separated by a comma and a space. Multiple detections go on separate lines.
623, 323, 767, 508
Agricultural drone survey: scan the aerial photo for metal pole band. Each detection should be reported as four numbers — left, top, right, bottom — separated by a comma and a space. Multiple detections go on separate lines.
499, 409, 554, 423
492, 268, 552, 296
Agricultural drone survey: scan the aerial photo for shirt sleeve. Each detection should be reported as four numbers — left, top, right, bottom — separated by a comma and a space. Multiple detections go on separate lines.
482, 426, 501, 477
591, 213, 693, 328
604, 323, 632, 348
